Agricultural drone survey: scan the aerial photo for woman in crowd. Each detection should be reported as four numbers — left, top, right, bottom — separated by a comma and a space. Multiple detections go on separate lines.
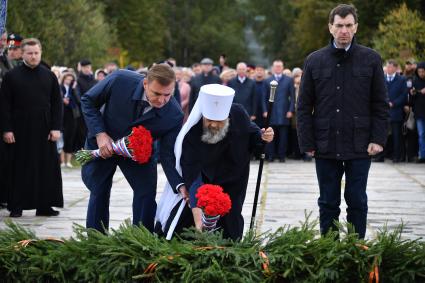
60, 72, 80, 168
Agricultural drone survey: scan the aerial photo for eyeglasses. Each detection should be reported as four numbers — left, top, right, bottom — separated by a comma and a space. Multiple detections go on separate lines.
333, 23, 355, 29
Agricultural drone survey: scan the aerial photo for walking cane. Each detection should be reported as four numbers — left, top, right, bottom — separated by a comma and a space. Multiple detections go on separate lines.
249, 80, 278, 230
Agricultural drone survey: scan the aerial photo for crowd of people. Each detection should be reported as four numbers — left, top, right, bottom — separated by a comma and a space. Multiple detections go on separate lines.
0, 3, 425, 240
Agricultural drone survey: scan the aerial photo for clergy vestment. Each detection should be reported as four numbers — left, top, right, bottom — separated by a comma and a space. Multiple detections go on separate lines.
0, 63, 63, 211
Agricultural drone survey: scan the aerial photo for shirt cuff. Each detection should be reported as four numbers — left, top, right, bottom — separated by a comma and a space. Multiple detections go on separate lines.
175, 183, 185, 194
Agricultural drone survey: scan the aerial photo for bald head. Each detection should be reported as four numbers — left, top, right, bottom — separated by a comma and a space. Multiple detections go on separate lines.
236, 62, 247, 78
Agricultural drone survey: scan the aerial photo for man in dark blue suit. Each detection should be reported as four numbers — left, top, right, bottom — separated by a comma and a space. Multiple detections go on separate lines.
227, 62, 257, 120
385, 59, 408, 163
263, 60, 295, 162
81, 64, 186, 233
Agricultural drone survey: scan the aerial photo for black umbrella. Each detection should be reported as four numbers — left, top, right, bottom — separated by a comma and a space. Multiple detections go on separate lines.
249, 80, 278, 230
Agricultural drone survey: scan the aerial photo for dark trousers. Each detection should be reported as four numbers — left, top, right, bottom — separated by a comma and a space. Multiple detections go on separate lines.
266, 125, 289, 160
289, 127, 302, 159
405, 128, 418, 161
315, 158, 371, 239
82, 157, 157, 232
391, 122, 403, 161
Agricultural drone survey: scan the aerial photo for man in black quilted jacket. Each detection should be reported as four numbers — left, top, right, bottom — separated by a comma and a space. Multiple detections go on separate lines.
297, 4, 389, 239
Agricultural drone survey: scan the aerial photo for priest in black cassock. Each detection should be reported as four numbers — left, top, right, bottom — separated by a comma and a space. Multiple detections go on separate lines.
0, 38, 63, 217
156, 84, 274, 241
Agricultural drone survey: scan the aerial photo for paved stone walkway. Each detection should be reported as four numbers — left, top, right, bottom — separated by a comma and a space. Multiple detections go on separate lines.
1, 160, 425, 240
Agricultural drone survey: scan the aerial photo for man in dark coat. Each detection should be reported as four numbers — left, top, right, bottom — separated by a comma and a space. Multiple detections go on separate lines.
156, 84, 274, 241
254, 65, 267, 129
297, 4, 389, 239
76, 59, 97, 149
81, 64, 185, 233
188, 58, 221, 112
385, 59, 407, 162
263, 60, 295, 162
0, 31, 12, 208
227, 62, 257, 120
1, 38, 63, 217
411, 62, 425, 162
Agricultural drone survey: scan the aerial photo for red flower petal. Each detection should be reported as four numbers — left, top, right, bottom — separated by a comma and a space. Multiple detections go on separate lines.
128, 125, 153, 164
196, 184, 232, 216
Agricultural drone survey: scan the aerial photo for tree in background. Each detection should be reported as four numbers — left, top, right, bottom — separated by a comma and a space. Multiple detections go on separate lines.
101, 0, 168, 67
288, 0, 337, 67
7, 0, 425, 69
352, 0, 422, 48
245, 0, 296, 65
7, 0, 115, 68
373, 3, 425, 63
165, 0, 249, 67
247, 0, 424, 68
99, 0, 249, 68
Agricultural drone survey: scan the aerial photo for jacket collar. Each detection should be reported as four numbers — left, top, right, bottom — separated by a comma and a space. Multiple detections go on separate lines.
132, 80, 144, 101
328, 36, 357, 57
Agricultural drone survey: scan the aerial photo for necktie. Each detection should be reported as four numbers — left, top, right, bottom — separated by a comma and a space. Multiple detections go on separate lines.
138, 100, 150, 117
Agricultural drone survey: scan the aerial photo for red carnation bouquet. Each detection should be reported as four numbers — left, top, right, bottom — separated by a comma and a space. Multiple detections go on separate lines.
196, 184, 232, 231
75, 125, 153, 165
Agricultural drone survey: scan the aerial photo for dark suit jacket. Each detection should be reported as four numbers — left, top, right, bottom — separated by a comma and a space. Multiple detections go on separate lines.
263, 75, 295, 126
81, 69, 184, 191
386, 74, 407, 122
227, 77, 257, 116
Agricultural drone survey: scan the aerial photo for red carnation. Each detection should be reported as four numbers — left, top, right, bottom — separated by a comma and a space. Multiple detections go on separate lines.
128, 126, 153, 164
76, 125, 153, 165
196, 184, 232, 217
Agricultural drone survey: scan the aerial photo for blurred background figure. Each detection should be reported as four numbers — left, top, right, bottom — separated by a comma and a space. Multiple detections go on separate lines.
188, 57, 221, 112
219, 68, 236, 86
264, 60, 295, 162
175, 67, 191, 122
104, 62, 118, 74
95, 69, 107, 81
254, 65, 267, 129
218, 53, 229, 73
76, 59, 96, 150
412, 62, 425, 163
6, 33, 23, 68
404, 58, 418, 162
0, 30, 12, 209
228, 62, 257, 121
60, 72, 80, 168
191, 62, 201, 76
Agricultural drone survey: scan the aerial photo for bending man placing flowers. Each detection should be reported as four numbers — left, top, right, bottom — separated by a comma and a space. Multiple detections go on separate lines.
81, 64, 185, 233
156, 84, 274, 241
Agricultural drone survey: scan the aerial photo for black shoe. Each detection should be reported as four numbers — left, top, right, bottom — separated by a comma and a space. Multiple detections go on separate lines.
266, 158, 274, 162
416, 158, 425, 164
372, 158, 385, 162
279, 158, 286, 163
9, 210, 22, 217
392, 159, 401, 163
36, 208, 60, 216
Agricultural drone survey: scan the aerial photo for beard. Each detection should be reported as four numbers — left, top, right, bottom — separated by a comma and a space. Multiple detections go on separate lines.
201, 119, 230, 144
